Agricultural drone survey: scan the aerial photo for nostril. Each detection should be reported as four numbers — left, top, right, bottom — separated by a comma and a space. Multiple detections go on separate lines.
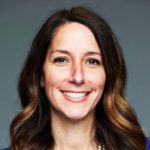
69, 77, 84, 85
70, 65, 84, 85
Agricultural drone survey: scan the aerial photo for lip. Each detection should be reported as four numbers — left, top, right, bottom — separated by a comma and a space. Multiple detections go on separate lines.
61, 90, 91, 103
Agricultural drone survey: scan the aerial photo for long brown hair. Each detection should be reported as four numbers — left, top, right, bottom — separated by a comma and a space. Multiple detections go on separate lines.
10, 7, 146, 150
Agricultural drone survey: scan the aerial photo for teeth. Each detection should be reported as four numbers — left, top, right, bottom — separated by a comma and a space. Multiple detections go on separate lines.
63, 92, 87, 99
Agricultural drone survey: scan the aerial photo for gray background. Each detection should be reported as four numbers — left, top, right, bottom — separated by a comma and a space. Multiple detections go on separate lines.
0, 0, 150, 148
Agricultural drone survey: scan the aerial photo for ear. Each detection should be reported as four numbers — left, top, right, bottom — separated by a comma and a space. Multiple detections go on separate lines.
40, 76, 45, 88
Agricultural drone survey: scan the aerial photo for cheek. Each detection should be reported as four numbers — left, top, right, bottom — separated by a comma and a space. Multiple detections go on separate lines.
44, 67, 67, 86
87, 69, 106, 89
43, 69, 62, 104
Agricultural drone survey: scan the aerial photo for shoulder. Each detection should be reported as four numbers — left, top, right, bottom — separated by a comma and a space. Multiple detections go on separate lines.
0, 149, 9, 150
146, 137, 150, 150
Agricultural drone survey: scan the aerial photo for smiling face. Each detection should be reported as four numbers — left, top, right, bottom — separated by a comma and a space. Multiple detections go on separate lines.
41, 22, 106, 120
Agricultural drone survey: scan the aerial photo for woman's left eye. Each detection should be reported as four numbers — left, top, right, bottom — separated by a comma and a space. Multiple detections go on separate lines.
86, 59, 100, 65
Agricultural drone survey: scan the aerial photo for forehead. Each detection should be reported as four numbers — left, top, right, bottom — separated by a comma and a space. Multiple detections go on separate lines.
50, 22, 100, 54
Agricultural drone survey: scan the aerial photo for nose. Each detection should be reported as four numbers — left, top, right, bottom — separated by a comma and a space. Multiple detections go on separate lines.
69, 63, 84, 85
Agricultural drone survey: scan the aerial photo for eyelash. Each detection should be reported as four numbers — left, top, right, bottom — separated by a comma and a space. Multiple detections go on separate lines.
53, 57, 68, 63
86, 58, 100, 65
53, 57, 100, 66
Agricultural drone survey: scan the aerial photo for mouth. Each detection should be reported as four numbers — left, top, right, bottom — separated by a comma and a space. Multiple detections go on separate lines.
61, 91, 90, 103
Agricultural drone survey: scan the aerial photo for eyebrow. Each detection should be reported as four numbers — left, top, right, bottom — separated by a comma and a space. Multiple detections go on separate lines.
49, 49, 101, 56
85, 51, 101, 56
50, 50, 70, 55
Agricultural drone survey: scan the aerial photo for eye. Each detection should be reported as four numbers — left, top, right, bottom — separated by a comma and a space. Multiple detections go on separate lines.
53, 57, 68, 64
86, 58, 100, 65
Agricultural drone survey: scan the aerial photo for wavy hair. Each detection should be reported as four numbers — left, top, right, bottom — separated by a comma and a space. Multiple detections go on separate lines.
10, 7, 146, 150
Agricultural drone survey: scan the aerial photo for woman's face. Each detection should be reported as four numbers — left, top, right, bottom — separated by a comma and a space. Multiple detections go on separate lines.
41, 22, 106, 120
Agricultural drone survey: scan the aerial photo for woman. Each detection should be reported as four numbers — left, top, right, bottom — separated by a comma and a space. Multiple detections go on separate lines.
6, 7, 149, 150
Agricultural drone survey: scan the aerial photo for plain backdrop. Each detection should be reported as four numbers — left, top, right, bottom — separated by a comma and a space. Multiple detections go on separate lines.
0, 0, 150, 148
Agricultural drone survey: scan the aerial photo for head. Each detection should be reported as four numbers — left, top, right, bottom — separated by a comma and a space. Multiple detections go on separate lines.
40, 21, 106, 120
19, 6, 126, 111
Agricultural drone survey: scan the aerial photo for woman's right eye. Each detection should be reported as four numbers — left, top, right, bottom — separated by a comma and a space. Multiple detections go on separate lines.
53, 57, 68, 64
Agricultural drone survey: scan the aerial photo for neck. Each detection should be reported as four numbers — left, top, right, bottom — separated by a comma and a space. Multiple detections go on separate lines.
50, 108, 97, 150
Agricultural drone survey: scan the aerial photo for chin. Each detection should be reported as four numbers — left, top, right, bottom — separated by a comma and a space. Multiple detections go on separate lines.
63, 109, 94, 121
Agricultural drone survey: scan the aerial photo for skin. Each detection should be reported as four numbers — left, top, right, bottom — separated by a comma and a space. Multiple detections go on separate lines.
41, 22, 106, 150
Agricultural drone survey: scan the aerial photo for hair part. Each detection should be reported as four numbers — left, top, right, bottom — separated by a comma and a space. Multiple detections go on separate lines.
10, 7, 146, 150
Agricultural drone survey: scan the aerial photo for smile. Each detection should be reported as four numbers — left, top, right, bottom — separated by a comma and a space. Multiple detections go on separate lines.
63, 92, 88, 98
61, 91, 90, 102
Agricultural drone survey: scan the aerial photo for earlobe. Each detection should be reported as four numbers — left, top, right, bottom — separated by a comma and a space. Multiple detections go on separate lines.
40, 76, 45, 88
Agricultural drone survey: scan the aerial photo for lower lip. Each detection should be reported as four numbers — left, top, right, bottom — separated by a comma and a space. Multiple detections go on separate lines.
62, 92, 90, 103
